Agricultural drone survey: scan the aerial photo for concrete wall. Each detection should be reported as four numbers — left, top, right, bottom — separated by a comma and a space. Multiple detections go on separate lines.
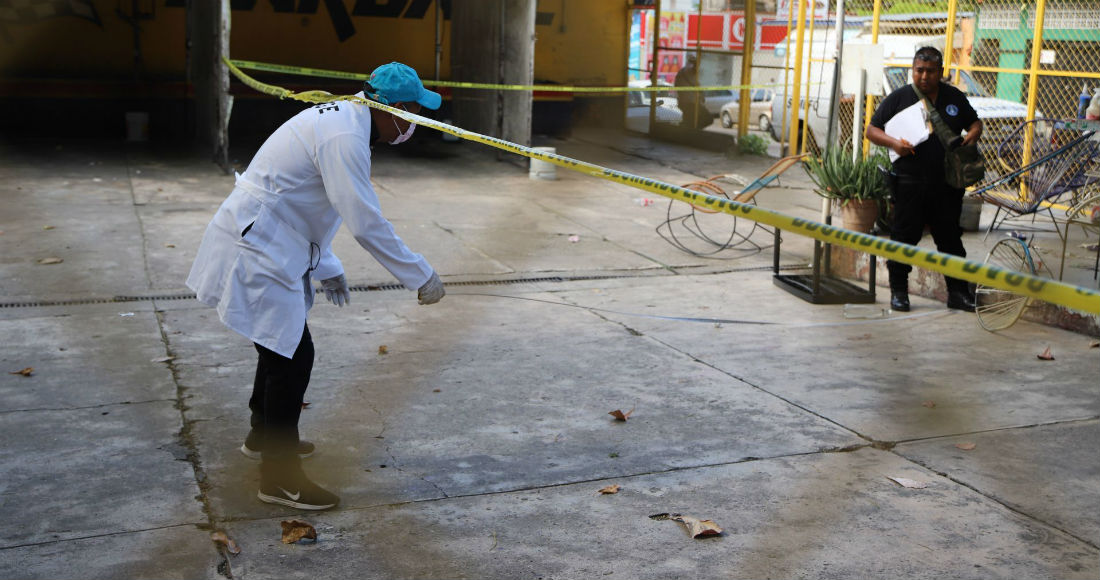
0, 0, 630, 140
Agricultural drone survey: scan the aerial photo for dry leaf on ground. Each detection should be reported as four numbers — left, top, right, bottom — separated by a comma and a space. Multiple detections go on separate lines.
150, 356, 175, 363
301, 401, 311, 410
608, 405, 635, 421
598, 484, 621, 495
955, 442, 977, 451
887, 476, 928, 489
280, 520, 317, 544
37, 257, 63, 265
210, 531, 241, 555
378, 345, 388, 355
42, 225, 55, 230
9, 367, 34, 377
652, 513, 722, 538
1089, 340, 1099, 348
922, 400, 936, 409
1037, 346, 1055, 361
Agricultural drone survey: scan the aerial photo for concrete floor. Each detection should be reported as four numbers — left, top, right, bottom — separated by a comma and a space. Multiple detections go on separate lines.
0, 129, 1097, 579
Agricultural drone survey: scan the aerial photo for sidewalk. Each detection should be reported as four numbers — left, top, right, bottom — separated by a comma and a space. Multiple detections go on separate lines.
0, 133, 1096, 579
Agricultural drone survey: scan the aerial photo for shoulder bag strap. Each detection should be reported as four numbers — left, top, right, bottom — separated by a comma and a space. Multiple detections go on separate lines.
911, 84, 961, 148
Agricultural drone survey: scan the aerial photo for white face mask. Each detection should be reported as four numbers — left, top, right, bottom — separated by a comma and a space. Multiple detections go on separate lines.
389, 106, 416, 145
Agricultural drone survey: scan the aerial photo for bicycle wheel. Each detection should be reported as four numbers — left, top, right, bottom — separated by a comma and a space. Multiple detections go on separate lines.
975, 237, 1036, 331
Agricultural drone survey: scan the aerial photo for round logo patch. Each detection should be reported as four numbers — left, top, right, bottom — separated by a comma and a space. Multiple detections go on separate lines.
945, 104, 959, 116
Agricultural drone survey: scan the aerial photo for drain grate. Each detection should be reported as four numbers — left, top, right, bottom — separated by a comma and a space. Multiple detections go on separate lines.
348, 276, 571, 293
0, 266, 808, 309
0, 294, 199, 309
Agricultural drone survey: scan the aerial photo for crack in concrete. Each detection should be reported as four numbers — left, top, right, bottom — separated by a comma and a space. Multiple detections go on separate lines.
359, 401, 449, 499
612, 323, 1100, 554
382, 443, 450, 499
547, 292, 648, 338
644, 332, 878, 443
890, 415, 1100, 445
363, 400, 388, 439
219, 446, 869, 520
124, 154, 155, 293
0, 521, 207, 552
198, 437, 1100, 558
151, 303, 225, 575
128, 159, 231, 574
0, 398, 173, 415
899, 452, 1100, 551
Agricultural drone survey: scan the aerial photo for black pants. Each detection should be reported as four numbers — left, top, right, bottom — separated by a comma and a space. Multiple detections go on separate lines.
886, 175, 968, 293
249, 324, 313, 461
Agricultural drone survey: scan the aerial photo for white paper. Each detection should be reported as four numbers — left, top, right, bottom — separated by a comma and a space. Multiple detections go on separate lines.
884, 101, 931, 162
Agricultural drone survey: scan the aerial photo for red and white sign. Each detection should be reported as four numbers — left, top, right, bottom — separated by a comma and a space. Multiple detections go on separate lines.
683, 12, 789, 51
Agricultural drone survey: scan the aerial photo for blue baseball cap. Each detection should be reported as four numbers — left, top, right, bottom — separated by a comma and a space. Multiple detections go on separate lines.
365, 62, 441, 110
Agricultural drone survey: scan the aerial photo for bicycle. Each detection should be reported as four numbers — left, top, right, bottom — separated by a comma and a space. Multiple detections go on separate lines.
974, 232, 1055, 331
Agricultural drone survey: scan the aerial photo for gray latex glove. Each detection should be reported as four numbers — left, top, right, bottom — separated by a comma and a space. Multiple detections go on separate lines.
321, 274, 350, 307
417, 271, 445, 305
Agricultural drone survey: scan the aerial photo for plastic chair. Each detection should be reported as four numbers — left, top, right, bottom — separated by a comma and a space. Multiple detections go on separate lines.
656, 154, 806, 257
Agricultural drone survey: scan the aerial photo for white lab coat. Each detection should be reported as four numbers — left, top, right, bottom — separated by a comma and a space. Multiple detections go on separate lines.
187, 94, 433, 358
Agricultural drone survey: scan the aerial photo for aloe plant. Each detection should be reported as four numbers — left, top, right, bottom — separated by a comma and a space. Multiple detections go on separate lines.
804, 147, 890, 206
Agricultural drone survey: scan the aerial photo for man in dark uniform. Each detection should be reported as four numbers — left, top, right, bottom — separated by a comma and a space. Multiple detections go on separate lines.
675, 54, 709, 129
865, 46, 982, 312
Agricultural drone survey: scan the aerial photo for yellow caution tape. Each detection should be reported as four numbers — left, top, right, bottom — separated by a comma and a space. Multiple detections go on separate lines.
223, 57, 1100, 316
228, 59, 782, 94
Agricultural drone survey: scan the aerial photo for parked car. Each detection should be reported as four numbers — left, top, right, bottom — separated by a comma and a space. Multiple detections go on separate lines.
719, 88, 775, 132
626, 80, 682, 133
700, 89, 738, 116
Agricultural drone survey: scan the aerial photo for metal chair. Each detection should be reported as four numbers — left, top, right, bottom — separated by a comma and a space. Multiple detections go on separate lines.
656, 154, 806, 257
975, 119, 1100, 240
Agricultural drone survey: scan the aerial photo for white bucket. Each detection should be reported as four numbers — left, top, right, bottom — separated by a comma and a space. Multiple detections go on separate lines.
529, 146, 557, 180
125, 112, 149, 142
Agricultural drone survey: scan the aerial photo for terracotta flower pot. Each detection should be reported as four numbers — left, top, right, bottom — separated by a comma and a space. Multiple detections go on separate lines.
839, 199, 879, 233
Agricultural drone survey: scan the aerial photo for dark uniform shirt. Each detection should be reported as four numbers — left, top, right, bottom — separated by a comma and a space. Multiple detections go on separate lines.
869, 81, 979, 182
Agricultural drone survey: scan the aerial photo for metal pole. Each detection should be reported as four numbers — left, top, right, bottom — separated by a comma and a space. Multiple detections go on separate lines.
435, 0, 442, 81
943, 0, 958, 84
779, 0, 795, 154
787, 0, 809, 155
1021, 0, 1047, 180
738, 0, 757, 139
861, 0, 881, 156
693, 1, 703, 128
649, 0, 661, 134
853, 70, 864, 162
799, 8, 817, 155
217, 0, 230, 172
825, 0, 845, 147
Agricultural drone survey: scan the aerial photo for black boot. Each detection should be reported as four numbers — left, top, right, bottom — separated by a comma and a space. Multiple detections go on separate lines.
258, 456, 339, 510
890, 290, 910, 312
946, 278, 976, 312
947, 287, 976, 312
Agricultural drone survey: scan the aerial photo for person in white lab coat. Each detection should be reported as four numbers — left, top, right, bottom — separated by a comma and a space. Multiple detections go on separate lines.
187, 62, 445, 510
